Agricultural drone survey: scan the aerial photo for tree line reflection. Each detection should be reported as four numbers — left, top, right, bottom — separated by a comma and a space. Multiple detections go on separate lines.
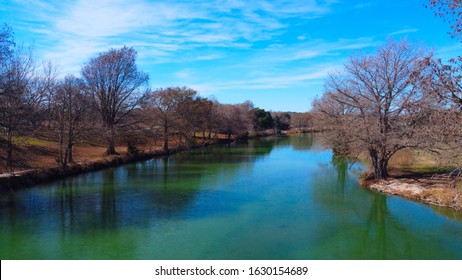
0, 135, 298, 239
310, 154, 460, 259
2, 134, 461, 259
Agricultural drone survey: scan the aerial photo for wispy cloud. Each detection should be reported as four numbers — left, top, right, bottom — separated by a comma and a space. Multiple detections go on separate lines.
7, 0, 335, 74
150, 36, 378, 97
246, 37, 379, 65
3, 0, 458, 112
388, 28, 419, 36
435, 43, 462, 60
176, 62, 340, 96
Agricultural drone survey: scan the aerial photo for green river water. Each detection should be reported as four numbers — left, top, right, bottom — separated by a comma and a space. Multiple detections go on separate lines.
1, 134, 462, 259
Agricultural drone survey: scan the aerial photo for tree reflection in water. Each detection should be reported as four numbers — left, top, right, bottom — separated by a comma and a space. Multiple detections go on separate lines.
1, 134, 461, 259
311, 154, 459, 259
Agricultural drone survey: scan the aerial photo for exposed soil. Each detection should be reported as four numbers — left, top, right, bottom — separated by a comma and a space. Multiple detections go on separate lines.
363, 173, 462, 212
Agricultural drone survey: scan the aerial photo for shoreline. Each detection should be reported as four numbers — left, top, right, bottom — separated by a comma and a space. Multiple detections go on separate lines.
363, 177, 462, 212
0, 141, 231, 192
0, 149, 169, 192
0, 131, 287, 192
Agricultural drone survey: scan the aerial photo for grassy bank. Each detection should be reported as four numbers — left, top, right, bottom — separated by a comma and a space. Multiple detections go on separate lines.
0, 147, 174, 191
362, 148, 462, 212
0, 135, 230, 191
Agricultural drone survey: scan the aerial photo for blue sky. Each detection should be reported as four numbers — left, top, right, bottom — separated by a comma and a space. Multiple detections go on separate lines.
1, 0, 460, 112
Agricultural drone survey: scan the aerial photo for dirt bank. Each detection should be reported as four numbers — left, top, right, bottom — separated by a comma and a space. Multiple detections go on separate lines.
364, 176, 462, 211
0, 150, 168, 191
0, 141, 229, 192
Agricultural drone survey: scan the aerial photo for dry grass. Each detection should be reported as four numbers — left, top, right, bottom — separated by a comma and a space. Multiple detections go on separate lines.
363, 148, 462, 212
368, 177, 462, 211
0, 135, 166, 173
0, 132, 224, 174
424, 187, 462, 210
388, 148, 456, 174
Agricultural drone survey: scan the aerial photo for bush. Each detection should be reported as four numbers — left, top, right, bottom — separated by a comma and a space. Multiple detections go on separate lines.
127, 141, 139, 156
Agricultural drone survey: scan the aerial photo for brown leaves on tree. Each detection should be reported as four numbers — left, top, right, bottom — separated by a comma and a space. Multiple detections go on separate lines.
426, 0, 462, 40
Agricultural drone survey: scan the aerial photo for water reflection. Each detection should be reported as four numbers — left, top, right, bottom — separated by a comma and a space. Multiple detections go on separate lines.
1, 134, 462, 259
59, 179, 75, 238
101, 170, 117, 229
311, 154, 461, 259
288, 133, 315, 150
1, 137, 279, 235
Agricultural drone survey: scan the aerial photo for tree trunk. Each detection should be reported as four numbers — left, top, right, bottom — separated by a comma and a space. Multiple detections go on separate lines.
106, 138, 117, 155
369, 148, 389, 179
67, 127, 74, 163
59, 126, 66, 171
106, 125, 117, 155
67, 142, 73, 163
163, 120, 169, 154
63, 145, 69, 172
6, 131, 13, 173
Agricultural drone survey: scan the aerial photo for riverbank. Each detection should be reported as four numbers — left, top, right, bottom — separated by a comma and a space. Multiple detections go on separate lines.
0, 139, 233, 192
358, 147, 462, 212
362, 175, 462, 211
0, 148, 163, 191
1, 129, 287, 191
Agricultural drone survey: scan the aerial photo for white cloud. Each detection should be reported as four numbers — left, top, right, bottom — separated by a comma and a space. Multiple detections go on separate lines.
8, 0, 335, 74
388, 28, 419, 36
246, 37, 379, 65
184, 63, 340, 95
6, 0, 345, 92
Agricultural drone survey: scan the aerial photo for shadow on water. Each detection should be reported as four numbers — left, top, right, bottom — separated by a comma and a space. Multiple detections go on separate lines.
310, 154, 461, 259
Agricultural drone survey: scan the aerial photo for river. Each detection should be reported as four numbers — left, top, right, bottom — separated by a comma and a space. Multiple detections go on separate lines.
1, 134, 461, 259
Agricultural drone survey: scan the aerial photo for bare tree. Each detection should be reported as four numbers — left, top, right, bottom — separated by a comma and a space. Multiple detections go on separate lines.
0, 35, 36, 171
0, 24, 14, 62
145, 87, 197, 154
190, 97, 215, 143
216, 102, 253, 140
53, 75, 88, 170
273, 112, 291, 133
313, 40, 434, 179
423, 56, 462, 109
33, 61, 60, 128
426, 0, 462, 40
424, 1, 462, 165
416, 56, 462, 165
290, 112, 313, 132
28, 61, 59, 131
81, 46, 149, 155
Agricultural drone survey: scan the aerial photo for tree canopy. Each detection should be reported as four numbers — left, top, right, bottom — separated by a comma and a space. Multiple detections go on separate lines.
81, 46, 149, 155
313, 40, 435, 179
427, 0, 462, 40
251, 107, 274, 131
